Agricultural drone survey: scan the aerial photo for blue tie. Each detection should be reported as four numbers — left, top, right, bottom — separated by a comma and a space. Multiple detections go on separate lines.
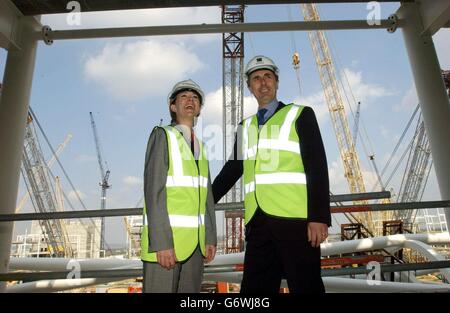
257, 108, 267, 125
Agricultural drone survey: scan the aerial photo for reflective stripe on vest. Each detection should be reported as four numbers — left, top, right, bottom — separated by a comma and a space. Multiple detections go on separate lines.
242, 104, 308, 223
141, 126, 208, 262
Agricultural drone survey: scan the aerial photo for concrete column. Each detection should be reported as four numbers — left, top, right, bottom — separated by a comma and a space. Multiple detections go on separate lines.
397, 3, 450, 230
0, 16, 39, 291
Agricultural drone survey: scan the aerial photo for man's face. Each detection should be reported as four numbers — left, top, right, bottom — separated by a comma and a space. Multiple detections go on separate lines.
170, 90, 201, 121
248, 69, 278, 106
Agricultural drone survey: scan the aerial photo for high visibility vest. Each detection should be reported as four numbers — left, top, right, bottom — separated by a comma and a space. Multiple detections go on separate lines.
242, 104, 308, 224
141, 126, 208, 262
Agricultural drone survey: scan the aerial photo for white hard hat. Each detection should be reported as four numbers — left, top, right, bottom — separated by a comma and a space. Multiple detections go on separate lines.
245, 55, 279, 81
168, 79, 204, 106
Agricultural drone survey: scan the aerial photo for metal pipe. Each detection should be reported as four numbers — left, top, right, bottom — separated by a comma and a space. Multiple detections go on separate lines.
330, 200, 450, 213
43, 19, 398, 41
1, 200, 448, 222
331, 191, 391, 202
322, 260, 450, 277
0, 16, 40, 292
2, 260, 449, 282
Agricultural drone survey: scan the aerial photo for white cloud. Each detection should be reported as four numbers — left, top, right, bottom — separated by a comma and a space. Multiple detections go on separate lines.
328, 159, 349, 195
196, 87, 258, 162
42, 7, 220, 45
328, 157, 380, 195
68, 190, 86, 201
294, 91, 329, 125
84, 40, 204, 101
340, 68, 393, 104
394, 84, 418, 112
200, 87, 222, 127
42, 7, 220, 29
433, 28, 450, 69
295, 68, 392, 126
199, 87, 258, 128
123, 176, 142, 187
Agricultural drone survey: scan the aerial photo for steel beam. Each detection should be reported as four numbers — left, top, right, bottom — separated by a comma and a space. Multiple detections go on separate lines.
330, 200, 450, 213
12, 1, 410, 16
1, 260, 449, 281
0, 15, 40, 291
1, 200, 448, 222
43, 19, 398, 42
397, 3, 450, 232
416, 0, 450, 36
0, 0, 23, 50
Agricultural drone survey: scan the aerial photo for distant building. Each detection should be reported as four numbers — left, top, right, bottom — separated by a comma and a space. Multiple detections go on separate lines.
11, 219, 102, 258
125, 216, 142, 259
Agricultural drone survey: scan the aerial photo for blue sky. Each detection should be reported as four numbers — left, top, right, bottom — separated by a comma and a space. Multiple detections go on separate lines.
1, 3, 449, 247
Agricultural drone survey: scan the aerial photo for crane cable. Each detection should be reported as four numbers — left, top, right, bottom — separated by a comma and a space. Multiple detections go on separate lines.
326, 32, 385, 191
372, 104, 420, 191
286, 5, 303, 97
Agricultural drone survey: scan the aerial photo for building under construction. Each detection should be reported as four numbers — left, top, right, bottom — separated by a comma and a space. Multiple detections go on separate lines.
11, 219, 101, 259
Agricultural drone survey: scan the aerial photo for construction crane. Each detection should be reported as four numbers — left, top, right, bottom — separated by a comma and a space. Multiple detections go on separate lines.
89, 112, 111, 253
300, 4, 382, 234
222, 5, 245, 254
21, 112, 73, 257
395, 114, 437, 231
16, 134, 72, 213
389, 70, 449, 232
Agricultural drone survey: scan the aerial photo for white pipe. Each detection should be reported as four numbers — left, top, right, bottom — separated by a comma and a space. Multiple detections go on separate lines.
323, 277, 450, 293
46, 20, 394, 41
403, 239, 450, 282
5, 278, 121, 293
0, 15, 40, 292
320, 232, 450, 256
9, 257, 142, 271
203, 273, 450, 293
9, 233, 450, 271
7, 233, 450, 292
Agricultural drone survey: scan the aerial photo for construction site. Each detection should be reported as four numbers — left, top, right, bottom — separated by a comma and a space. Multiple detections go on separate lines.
0, 0, 449, 293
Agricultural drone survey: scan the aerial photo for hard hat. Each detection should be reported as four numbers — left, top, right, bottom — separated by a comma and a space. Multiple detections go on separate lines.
245, 55, 279, 81
168, 79, 204, 106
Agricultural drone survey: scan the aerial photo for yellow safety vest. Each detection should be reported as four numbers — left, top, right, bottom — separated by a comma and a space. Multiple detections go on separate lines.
141, 126, 208, 262
242, 104, 308, 223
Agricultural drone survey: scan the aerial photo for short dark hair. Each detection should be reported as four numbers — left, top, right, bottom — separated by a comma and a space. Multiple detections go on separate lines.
169, 89, 202, 123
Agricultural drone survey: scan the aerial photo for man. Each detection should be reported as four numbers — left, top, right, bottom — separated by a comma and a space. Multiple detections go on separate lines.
213, 56, 331, 293
141, 79, 216, 293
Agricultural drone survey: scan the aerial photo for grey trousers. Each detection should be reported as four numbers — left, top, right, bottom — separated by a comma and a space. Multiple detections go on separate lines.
143, 246, 204, 293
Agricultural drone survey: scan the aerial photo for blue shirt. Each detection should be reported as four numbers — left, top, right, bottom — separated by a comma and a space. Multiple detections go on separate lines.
258, 98, 278, 124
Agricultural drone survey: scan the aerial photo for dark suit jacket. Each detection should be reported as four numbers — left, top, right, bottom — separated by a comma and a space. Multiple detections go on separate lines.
212, 102, 331, 238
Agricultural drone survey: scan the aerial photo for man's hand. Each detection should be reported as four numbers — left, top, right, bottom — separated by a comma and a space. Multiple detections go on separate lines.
156, 249, 177, 270
204, 245, 216, 264
307, 222, 328, 248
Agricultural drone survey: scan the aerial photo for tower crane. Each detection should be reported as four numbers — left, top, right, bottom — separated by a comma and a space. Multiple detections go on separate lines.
222, 5, 245, 254
89, 112, 111, 253
301, 4, 383, 234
